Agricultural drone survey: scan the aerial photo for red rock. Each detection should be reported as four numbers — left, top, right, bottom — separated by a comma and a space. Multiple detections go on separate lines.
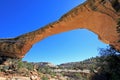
0, 0, 120, 58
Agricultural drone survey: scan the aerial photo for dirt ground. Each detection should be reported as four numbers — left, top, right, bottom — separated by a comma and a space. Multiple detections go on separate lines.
0, 72, 30, 79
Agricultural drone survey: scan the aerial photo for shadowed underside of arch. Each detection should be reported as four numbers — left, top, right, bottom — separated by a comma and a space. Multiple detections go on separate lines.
0, 0, 120, 59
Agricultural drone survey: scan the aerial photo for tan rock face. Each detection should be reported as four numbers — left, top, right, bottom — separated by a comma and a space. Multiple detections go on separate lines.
0, 0, 120, 58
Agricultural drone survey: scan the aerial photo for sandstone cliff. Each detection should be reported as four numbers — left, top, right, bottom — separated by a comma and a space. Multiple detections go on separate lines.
0, 0, 120, 59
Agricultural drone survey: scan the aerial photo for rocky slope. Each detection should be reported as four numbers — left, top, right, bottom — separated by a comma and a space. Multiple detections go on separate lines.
0, 0, 120, 59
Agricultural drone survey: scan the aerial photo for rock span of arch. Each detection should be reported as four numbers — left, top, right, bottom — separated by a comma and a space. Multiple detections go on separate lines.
0, 0, 120, 58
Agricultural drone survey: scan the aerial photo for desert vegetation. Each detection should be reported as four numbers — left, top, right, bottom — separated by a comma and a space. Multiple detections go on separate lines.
0, 46, 120, 80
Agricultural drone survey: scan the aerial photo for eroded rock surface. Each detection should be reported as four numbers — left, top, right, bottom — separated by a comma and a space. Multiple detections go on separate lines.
0, 0, 120, 59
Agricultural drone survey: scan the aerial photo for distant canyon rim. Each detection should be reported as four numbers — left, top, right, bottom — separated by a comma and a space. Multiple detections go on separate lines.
0, 0, 120, 61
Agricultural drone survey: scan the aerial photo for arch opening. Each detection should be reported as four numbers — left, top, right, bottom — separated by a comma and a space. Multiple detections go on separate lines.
23, 29, 108, 65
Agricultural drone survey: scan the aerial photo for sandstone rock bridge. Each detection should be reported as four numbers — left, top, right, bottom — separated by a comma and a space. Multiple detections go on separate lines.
0, 0, 120, 59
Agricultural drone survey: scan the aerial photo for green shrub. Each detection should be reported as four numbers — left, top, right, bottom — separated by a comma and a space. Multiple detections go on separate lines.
41, 76, 48, 80
90, 46, 120, 80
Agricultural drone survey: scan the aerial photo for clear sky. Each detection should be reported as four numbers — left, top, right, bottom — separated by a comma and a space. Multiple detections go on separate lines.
0, 0, 108, 65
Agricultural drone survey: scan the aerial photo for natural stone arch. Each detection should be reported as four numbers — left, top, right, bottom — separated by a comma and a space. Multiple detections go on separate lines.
0, 0, 120, 59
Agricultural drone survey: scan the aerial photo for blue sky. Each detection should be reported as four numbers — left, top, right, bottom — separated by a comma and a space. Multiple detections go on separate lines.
0, 0, 107, 65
